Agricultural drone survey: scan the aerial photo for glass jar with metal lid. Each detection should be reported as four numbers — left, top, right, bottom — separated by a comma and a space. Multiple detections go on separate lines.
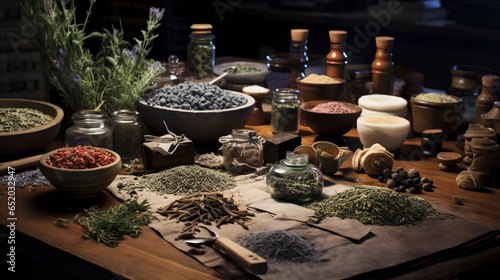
266, 152, 324, 204
271, 88, 300, 134
219, 128, 264, 174
112, 109, 144, 169
65, 110, 113, 149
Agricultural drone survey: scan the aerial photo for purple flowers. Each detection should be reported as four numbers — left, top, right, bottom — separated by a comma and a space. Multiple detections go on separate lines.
53, 48, 67, 71
149, 7, 165, 19
122, 48, 138, 63
151, 61, 165, 72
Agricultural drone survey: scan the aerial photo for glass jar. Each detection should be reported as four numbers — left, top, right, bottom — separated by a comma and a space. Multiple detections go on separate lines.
65, 110, 113, 149
266, 54, 291, 93
288, 38, 308, 89
271, 88, 300, 134
157, 55, 185, 87
112, 109, 144, 169
219, 128, 264, 174
266, 152, 324, 204
186, 24, 215, 80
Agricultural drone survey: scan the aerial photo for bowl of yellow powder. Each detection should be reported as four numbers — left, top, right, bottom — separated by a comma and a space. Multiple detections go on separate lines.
296, 74, 346, 102
410, 93, 462, 137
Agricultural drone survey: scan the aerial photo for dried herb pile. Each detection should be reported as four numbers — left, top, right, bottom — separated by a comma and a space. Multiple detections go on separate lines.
157, 191, 254, 239
237, 230, 326, 263
0, 108, 53, 132
119, 165, 236, 196
307, 186, 447, 226
54, 199, 153, 247
0, 168, 52, 188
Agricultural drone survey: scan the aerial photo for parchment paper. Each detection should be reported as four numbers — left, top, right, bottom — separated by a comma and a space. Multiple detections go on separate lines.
107, 173, 498, 280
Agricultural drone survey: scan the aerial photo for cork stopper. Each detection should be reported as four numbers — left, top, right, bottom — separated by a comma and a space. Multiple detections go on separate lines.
329, 30, 347, 44
190, 24, 213, 34
482, 75, 500, 87
375, 36, 394, 50
291, 29, 309, 42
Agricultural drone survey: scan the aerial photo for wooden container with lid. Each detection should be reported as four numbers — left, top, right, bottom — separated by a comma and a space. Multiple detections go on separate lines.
371, 36, 394, 95
326, 30, 348, 80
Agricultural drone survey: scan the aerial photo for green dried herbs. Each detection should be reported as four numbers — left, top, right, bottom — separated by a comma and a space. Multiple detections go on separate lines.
268, 171, 323, 203
119, 165, 236, 196
307, 186, 448, 226
0, 108, 53, 132
54, 199, 153, 247
187, 43, 214, 79
271, 103, 299, 133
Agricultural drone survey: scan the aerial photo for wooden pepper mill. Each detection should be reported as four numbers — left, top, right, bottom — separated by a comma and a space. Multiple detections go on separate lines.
371, 36, 394, 95
288, 29, 309, 89
474, 74, 500, 123
326, 30, 347, 80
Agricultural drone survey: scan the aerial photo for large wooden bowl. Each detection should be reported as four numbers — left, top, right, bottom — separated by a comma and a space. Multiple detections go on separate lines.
0, 99, 64, 154
39, 148, 122, 199
300, 100, 361, 137
296, 77, 346, 102
410, 94, 462, 137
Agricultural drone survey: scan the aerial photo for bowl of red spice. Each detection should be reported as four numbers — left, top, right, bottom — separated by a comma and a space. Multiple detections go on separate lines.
300, 100, 361, 137
39, 146, 122, 198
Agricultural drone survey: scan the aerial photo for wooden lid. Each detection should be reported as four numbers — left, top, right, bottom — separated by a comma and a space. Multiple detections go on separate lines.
482, 75, 500, 87
375, 36, 394, 50
190, 24, 213, 34
329, 30, 347, 43
291, 29, 309, 42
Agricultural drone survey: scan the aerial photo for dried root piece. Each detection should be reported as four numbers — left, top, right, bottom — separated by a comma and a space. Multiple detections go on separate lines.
294, 141, 352, 175
456, 169, 483, 190
353, 144, 394, 176
157, 191, 255, 239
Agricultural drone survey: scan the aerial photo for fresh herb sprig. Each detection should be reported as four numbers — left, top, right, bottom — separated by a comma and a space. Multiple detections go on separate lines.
54, 199, 153, 247
19, 0, 166, 113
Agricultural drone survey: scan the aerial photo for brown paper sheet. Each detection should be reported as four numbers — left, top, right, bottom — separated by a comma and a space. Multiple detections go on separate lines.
107, 174, 498, 280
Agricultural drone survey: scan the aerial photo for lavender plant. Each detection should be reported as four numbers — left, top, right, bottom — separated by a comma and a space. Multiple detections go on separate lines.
19, 0, 166, 113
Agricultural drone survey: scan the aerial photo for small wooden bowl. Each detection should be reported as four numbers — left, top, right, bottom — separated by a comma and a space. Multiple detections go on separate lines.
437, 152, 462, 172
39, 148, 122, 198
296, 77, 346, 102
300, 100, 361, 137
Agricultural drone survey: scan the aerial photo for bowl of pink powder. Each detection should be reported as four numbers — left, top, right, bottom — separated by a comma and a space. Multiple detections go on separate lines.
300, 100, 361, 137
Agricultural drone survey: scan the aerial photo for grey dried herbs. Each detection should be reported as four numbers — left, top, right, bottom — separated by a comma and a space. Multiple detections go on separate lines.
119, 165, 236, 196
157, 191, 254, 239
0, 168, 52, 187
237, 230, 326, 263
307, 185, 449, 226
0, 108, 53, 132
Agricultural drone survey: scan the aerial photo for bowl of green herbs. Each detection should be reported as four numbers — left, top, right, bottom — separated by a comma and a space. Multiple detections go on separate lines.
0, 99, 64, 154
214, 61, 269, 84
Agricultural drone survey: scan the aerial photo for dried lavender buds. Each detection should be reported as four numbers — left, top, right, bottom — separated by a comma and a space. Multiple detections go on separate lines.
157, 191, 254, 239
378, 167, 434, 194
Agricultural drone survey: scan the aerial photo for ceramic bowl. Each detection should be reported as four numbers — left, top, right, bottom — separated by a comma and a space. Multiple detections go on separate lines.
410, 93, 462, 137
300, 100, 361, 137
137, 91, 255, 142
296, 77, 346, 102
0, 98, 64, 154
358, 94, 408, 118
214, 61, 269, 84
39, 148, 122, 198
357, 115, 411, 151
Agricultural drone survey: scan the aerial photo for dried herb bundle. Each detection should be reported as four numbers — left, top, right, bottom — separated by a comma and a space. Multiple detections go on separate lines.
54, 199, 153, 247
157, 192, 254, 239
237, 230, 326, 263
119, 165, 236, 196
307, 186, 447, 226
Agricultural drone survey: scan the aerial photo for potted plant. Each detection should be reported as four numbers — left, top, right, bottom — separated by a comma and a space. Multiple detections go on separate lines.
19, 0, 166, 113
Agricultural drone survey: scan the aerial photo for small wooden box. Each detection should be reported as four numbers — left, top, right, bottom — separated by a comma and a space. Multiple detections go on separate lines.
263, 132, 301, 164
143, 139, 194, 171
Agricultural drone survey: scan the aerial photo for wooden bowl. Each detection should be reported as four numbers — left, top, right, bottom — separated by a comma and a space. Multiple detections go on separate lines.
0, 99, 64, 154
410, 93, 463, 137
296, 77, 346, 102
300, 100, 361, 137
39, 148, 122, 198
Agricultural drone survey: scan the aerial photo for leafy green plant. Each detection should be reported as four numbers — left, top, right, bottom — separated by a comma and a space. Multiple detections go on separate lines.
20, 0, 166, 113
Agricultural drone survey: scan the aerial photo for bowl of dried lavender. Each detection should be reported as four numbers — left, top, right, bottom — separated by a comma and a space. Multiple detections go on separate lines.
0, 98, 64, 154
39, 146, 121, 198
138, 82, 255, 142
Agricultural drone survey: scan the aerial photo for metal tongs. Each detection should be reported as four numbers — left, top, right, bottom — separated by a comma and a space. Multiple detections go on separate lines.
184, 225, 268, 274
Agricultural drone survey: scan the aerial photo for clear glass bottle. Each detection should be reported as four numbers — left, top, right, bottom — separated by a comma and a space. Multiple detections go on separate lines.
288, 30, 309, 89
112, 109, 144, 169
219, 128, 264, 174
65, 110, 113, 149
271, 88, 300, 134
267, 152, 324, 204
186, 24, 215, 80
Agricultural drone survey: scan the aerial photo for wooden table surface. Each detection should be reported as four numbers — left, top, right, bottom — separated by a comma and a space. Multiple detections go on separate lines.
1, 125, 500, 279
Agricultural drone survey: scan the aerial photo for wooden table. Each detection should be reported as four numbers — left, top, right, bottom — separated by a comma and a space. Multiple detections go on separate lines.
1, 125, 500, 279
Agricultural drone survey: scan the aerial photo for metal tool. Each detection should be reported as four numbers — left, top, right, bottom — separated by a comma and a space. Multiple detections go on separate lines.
209, 66, 236, 85
184, 225, 268, 274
